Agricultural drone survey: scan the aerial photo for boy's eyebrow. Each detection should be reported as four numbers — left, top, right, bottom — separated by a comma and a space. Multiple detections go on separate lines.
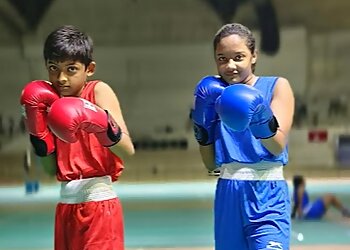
65, 62, 79, 66
47, 60, 77, 66
46, 60, 57, 64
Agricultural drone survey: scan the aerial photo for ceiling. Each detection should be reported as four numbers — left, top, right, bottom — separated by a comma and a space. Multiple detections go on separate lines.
0, 0, 349, 47
271, 0, 350, 32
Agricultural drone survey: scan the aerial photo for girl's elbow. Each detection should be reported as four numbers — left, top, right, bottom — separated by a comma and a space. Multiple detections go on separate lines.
269, 143, 285, 156
205, 163, 217, 172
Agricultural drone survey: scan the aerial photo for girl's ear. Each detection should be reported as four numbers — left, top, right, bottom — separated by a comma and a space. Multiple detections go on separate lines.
251, 50, 258, 65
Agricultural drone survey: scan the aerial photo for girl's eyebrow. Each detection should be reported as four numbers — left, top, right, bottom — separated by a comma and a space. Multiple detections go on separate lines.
216, 51, 247, 56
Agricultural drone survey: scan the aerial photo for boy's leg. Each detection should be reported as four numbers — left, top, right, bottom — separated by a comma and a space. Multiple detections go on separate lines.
55, 198, 124, 250
55, 203, 69, 250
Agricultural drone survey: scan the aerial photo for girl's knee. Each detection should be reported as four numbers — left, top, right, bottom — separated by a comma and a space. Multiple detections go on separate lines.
322, 193, 335, 205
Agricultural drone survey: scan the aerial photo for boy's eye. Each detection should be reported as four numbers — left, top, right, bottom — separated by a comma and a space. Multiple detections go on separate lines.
67, 66, 78, 73
48, 65, 58, 72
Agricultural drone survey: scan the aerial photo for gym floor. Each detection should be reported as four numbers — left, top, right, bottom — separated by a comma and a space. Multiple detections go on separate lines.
0, 180, 349, 250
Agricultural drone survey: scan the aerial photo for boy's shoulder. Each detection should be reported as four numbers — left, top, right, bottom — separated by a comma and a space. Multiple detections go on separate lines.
92, 81, 118, 95
87, 80, 102, 85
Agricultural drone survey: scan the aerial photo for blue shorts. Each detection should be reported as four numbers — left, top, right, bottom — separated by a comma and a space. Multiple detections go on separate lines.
303, 198, 326, 219
214, 178, 291, 250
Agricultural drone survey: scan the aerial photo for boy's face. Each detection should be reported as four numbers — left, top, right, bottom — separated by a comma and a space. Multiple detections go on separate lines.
46, 60, 95, 96
214, 34, 257, 84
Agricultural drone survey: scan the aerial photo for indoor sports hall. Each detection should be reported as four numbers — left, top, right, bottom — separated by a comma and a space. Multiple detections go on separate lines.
1, 1, 350, 250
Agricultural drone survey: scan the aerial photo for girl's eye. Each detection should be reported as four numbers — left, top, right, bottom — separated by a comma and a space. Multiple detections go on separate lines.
218, 57, 227, 62
235, 55, 244, 61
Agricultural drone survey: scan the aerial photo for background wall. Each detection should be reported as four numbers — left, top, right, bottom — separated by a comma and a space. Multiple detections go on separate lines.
0, 27, 308, 134
0, 0, 350, 183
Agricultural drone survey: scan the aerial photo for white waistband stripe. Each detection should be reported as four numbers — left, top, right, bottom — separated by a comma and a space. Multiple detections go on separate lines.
219, 164, 284, 180
59, 175, 117, 204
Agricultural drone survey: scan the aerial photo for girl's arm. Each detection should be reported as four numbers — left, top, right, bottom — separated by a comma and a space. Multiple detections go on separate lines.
261, 77, 295, 155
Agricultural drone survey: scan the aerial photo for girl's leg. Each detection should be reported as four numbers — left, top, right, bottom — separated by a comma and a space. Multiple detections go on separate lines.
322, 194, 350, 217
214, 179, 249, 250
244, 180, 291, 250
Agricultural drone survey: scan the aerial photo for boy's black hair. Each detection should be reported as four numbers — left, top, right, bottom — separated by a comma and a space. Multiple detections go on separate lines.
291, 175, 305, 219
43, 25, 93, 67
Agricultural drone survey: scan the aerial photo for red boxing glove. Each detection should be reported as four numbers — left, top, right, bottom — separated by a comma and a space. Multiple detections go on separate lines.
47, 97, 122, 147
20, 80, 59, 156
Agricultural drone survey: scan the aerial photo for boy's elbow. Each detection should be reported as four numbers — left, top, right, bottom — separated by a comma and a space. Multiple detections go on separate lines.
128, 147, 136, 156
123, 143, 136, 157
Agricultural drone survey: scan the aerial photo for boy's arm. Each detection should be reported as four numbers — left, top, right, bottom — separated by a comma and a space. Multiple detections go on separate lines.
94, 81, 135, 161
38, 153, 57, 176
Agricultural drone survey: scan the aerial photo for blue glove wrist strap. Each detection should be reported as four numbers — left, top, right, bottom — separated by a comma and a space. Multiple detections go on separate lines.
193, 123, 214, 146
250, 116, 279, 139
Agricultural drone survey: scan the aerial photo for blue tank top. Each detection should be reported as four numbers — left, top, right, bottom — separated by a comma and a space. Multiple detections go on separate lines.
214, 76, 288, 166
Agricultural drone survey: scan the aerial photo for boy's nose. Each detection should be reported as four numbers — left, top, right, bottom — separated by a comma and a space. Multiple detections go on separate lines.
58, 72, 68, 82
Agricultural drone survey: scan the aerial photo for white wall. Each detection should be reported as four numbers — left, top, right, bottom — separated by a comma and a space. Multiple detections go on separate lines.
0, 27, 307, 136
255, 27, 307, 96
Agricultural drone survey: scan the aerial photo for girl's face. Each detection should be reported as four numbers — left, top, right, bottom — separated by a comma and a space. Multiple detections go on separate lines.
215, 34, 257, 85
302, 180, 306, 187
46, 60, 95, 97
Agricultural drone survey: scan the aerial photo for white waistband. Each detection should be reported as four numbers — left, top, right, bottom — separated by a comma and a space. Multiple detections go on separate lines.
59, 176, 117, 204
220, 162, 284, 180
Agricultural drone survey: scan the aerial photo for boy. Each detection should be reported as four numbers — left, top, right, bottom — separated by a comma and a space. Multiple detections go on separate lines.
20, 25, 135, 250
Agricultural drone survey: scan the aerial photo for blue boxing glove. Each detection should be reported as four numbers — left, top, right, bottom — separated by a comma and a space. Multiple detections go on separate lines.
191, 76, 226, 145
215, 84, 279, 139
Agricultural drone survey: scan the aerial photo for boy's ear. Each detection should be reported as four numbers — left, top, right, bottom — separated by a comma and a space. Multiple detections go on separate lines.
86, 61, 96, 76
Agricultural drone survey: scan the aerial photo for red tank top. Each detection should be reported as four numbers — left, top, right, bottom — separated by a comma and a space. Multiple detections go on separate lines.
55, 80, 124, 181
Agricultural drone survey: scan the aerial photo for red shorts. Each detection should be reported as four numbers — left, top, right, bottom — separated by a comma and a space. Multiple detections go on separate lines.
54, 198, 124, 250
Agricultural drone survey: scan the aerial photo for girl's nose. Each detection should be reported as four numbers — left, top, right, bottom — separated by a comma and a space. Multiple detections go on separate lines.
227, 59, 236, 69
